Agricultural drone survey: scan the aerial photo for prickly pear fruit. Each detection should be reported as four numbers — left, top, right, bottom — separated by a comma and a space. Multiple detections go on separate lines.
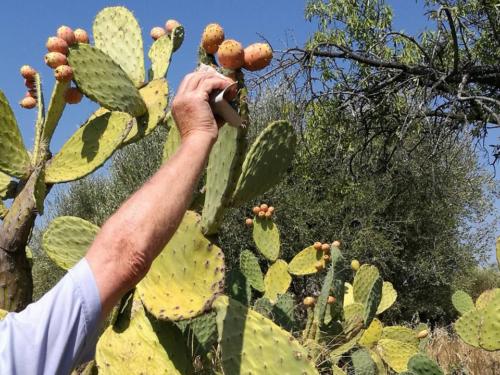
332, 240, 341, 248
165, 19, 181, 35
260, 204, 269, 212
327, 296, 336, 304
46, 36, 69, 55
64, 87, 83, 104
303, 296, 315, 306
416, 330, 429, 339
201, 23, 225, 54
20, 65, 37, 80
314, 261, 324, 271
265, 211, 272, 219
313, 242, 322, 250
20, 96, 36, 109
258, 211, 266, 218
24, 79, 36, 89
217, 39, 245, 70
74, 28, 89, 43
243, 43, 273, 71
321, 243, 330, 252
150, 27, 166, 40
268, 206, 275, 214
54, 65, 73, 82
252, 206, 261, 215
245, 218, 253, 227
351, 259, 360, 271
57, 25, 76, 45
45, 52, 68, 69
323, 254, 331, 262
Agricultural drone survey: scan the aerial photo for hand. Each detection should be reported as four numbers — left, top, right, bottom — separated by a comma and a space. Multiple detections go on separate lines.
172, 69, 235, 145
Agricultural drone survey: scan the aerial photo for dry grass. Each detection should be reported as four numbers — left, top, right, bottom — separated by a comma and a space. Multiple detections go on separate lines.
426, 327, 500, 375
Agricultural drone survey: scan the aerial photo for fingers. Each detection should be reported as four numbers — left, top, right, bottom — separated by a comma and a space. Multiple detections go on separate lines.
198, 76, 234, 97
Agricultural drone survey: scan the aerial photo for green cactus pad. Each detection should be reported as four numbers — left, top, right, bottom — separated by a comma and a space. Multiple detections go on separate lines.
201, 125, 245, 234
497, 236, 500, 269
451, 290, 475, 315
0, 172, 15, 199
226, 269, 252, 306
478, 293, 500, 350
344, 282, 355, 306
352, 349, 377, 375
253, 217, 280, 261
0, 90, 30, 178
0, 309, 7, 319
123, 79, 168, 145
369, 349, 387, 375
96, 295, 185, 374
476, 288, 500, 309
264, 259, 291, 303
353, 265, 381, 305
288, 245, 325, 275
43, 80, 70, 143
162, 114, 181, 162
454, 308, 482, 347
42, 216, 99, 270
377, 338, 419, 373
175, 311, 218, 355
231, 120, 297, 206
45, 111, 133, 183
382, 326, 419, 347
240, 250, 265, 292
148, 26, 184, 80
0, 202, 7, 219
214, 296, 318, 375
137, 211, 225, 321
68, 43, 146, 116
376, 281, 397, 314
253, 297, 273, 316
330, 330, 364, 364
407, 354, 444, 375
274, 293, 296, 331
93, 6, 145, 87
359, 318, 383, 348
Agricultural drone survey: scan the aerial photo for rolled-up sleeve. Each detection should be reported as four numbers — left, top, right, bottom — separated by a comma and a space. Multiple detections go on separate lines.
0, 258, 102, 375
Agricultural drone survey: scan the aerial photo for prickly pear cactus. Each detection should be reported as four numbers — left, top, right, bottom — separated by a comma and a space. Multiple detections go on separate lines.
239, 250, 265, 292
264, 259, 291, 302
288, 245, 325, 275
253, 217, 281, 261
451, 290, 475, 315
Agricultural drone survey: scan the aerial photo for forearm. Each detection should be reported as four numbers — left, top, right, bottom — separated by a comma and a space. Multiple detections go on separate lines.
85, 134, 214, 316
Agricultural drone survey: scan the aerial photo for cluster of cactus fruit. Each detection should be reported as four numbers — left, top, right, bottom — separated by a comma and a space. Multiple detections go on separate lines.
1, 6, 498, 375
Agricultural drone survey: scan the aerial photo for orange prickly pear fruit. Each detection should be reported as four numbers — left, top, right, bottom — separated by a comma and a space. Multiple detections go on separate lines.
252, 206, 261, 215
265, 211, 272, 219
201, 23, 225, 54
268, 206, 275, 214
351, 259, 360, 271
260, 204, 269, 212
245, 218, 253, 227
258, 211, 266, 218
165, 19, 181, 35
150, 27, 166, 40
45, 52, 68, 69
57, 25, 76, 45
313, 242, 322, 250
323, 254, 331, 262
303, 296, 315, 306
24, 79, 36, 89
243, 42, 273, 71
64, 87, 83, 104
416, 329, 429, 339
321, 243, 330, 252
74, 28, 89, 43
315, 261, 324, 271
327, 296, 336, 304
217, 39, 245, 70
20, 65, 37, 80
20, 96, 36, 109
54, 65, 73, 82
332, 240, 341, 248
46, 36, 69, 55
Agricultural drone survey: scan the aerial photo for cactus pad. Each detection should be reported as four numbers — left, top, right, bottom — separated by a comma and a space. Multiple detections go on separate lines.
231, 120, 297, 205
344, 282, 355, 306
163, 114, 181, 162
42, 216, 99, 270
214, 296, 318, 374
43, 80, 70, 142
454, 308, 482, 347
407, 354, 444, 375
354, 264, 383, 326
148, 26, 184, 80
124, 79, 168, 144
451, 290, 475, 315
93, 6, 145, 87
253, 217, 280, 261
497, 236, 500, 269
330, 330, 364, 364
0, 309, 7, 319
137, 211, 225, 321
377, 338, 418, 373
264, 259, 291, 303
288, 245, 325, 275
376, 281, 397, 314
240, 250, 265, 292
175, 311, 218, 355
352, 349, 377, 375
96, 295, 185, 374
476, 288, 500, 309
0, 172, 15, 199
226, 269, 252, 305
382, 326, 419, 347
45, 112, 133, 183
68, 43, 146, 116
0, 90, 30, 178
478, 293, 500, 350
359, 318, 383, 348
369, 349, 387, 375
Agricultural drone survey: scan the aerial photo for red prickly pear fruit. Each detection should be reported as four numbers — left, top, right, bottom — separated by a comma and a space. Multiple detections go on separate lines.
57, 25, 76, 45
150, 27, 166, 41
258, 211, 265, 218
24, 79, 36, 89
260, 204, 269, 212
243, 43, 273, 71
321, 243, 331, 252
45, 52, 68, 69
303, 296, 315, 306
201, 23, 225, 54
217, 39, 245, 70
351, 259, 360, 271
46, 36, 69, 55
327, 296, 336, 304
64, 87, 83, 104
165, 19, 181, 35
74, 28, 89, 43
54, 65, 73, 82
20, 96, 36, 109
314, 261, 324, 271
20, 65, 37, 80
252, 206, 261, 215
245, 218, 253, 227
265, 211, 272, 219
332, 240, 341, 248
313, 242, 322, 250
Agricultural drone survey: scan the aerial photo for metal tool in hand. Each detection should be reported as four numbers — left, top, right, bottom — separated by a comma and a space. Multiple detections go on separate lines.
209, 82, 243, 128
